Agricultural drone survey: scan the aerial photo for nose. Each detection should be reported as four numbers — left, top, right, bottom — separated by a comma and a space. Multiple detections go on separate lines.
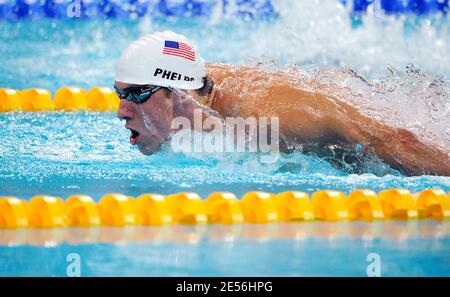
117, 99, 135, 121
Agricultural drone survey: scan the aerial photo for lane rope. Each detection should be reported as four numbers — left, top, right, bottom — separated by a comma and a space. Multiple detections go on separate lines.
0, 87, 119, 112
1, 189, 449, 229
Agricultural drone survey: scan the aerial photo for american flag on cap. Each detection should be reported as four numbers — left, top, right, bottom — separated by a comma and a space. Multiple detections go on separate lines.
162, 40, 196, 61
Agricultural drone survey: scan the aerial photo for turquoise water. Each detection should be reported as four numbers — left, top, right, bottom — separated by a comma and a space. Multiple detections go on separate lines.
1, 112, 449, 200
1, 222, 450, 276
1, 0, 450, 276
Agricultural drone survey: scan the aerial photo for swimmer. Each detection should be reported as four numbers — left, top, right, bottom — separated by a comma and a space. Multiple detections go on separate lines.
115, 31, 450, 176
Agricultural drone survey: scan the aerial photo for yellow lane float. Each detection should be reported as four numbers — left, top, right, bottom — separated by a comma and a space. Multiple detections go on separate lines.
54, 87, 87, 111
0, 197, 28, 228
133, 194, 173, 225
27, 195, 66, 228
0, 86, 119, 112
346, 189, 384, 220
379, 189, 418, 219
241, 191, 279, 223
86, 87, 120, 111
98, 194, 136, 226
166, 192, 207, 225
206, 192, 244, 224
0, 88, 21, 112
311, 190, 348, 221
274, 191, 314, 221
66, 195, 101, 227
415, 189, 450, 220
0, 189, 448, 229
18, 88, 53, 111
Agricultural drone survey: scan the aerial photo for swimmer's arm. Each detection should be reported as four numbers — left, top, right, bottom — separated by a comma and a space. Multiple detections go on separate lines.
322, 94, 450, 176
206, 63, 450, 175
273, 83, 450, 175
257, 68, 450, 176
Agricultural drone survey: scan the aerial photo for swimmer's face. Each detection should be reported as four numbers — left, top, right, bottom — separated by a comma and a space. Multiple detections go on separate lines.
115, 81, 175, 154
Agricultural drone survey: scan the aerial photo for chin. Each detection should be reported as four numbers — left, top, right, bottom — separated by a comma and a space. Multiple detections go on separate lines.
138, 142, 162, 155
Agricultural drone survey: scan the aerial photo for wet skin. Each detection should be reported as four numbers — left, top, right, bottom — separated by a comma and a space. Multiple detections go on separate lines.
116, 81, 211, 154
115, 81, 176, 154
116, 63, 450, 176
205, 63, 450, 176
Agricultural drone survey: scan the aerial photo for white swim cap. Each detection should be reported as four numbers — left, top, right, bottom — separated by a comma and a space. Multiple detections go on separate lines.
115, 31, 206, 90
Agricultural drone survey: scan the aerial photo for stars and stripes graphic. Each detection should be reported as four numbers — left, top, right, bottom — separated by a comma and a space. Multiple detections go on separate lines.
162, 40, 196, 61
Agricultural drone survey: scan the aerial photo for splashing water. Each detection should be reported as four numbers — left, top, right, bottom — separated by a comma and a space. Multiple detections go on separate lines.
312, 63, 450, 151
248, 61, 450, 152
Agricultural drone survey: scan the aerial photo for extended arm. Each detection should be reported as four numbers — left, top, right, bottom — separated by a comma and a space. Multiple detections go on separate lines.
206, 63, 450, 176
318, 91, 450, 176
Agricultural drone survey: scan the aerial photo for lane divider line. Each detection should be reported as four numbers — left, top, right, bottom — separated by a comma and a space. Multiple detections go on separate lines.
1, 189, 449, 229
1, 87, 119, 112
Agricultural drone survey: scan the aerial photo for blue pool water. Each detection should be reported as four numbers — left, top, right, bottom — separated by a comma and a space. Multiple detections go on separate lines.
1, 0, 450, 276
1, 221, 450, 276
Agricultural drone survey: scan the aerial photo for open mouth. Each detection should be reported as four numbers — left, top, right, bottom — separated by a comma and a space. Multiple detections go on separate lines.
128, 128, 140, 145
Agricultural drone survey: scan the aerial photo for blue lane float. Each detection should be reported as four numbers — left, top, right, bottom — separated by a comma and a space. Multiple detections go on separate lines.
347, 0, 449, 15
0, 0, 278, 20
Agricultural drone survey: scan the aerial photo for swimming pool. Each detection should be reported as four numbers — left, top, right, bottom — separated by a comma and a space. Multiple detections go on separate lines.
1, 0, 450, 276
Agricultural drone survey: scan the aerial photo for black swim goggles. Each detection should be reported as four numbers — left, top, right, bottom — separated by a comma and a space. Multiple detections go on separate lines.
114, 85, 171, 104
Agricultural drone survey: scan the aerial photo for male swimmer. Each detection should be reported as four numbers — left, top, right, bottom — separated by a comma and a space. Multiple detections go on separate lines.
115, 31, 450, 176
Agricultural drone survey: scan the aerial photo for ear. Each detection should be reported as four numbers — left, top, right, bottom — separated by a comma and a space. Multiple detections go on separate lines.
196, 76, 214, 97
